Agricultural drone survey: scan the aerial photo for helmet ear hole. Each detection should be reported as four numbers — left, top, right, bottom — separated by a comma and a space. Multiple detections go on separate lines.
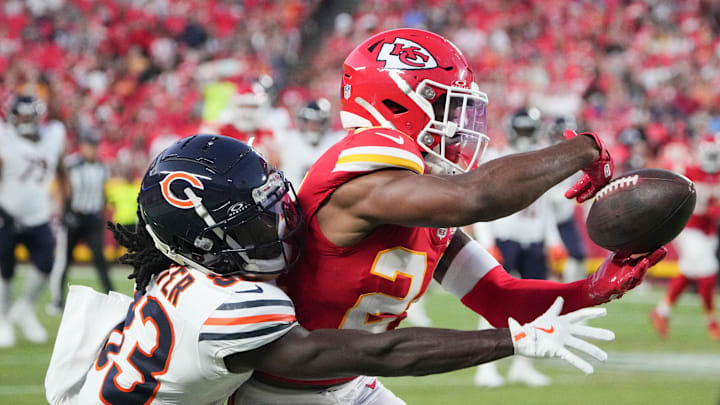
382, 99, 408, 114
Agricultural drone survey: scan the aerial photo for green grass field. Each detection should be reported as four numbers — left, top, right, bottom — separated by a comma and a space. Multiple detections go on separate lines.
1, 265, 719, 405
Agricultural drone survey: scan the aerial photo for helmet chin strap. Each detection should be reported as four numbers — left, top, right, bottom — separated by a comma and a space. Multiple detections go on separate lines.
145, 223, 216, 276
424, 153, 460, 175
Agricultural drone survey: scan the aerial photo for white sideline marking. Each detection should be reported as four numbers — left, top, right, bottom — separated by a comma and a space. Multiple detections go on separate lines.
0, 385, 45, 395
598, 352, 720, 375
4, 352, 720, 396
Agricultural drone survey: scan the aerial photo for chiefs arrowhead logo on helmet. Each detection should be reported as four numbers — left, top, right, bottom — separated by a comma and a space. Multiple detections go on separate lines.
376, 37, 438, 70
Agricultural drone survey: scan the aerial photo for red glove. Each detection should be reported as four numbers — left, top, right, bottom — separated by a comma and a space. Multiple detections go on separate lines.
582, 247, 667, 305
564, 130, 614, 203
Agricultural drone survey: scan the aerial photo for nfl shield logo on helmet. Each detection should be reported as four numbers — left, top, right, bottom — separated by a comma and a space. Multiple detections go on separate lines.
376, 37, 438, 70
343, 84, 351, 100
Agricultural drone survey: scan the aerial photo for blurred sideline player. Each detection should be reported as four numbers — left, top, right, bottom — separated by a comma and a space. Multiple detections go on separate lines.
46, 135, 615, 404
47, 132, 113, 315
234, 29, 666, 404
472, 108, 566, 387
201, 79, 280, 166
651, 134, 720, 341
278, 98, 343, 186
0, 94, 67, 347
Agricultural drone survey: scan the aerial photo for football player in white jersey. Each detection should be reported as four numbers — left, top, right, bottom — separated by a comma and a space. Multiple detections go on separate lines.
46, 135, 616, 405
279, 98, 344, 186
0, 94, 67, 348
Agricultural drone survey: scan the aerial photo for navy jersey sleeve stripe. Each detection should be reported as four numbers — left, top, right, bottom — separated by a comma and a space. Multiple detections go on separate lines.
216, 299, 293, 310
198, 322, 294, 341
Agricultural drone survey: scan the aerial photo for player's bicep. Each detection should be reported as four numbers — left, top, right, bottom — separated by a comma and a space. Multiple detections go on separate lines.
337, 169, 473, 228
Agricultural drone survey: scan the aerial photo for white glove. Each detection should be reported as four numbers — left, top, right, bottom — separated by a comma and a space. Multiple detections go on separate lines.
508, 296, 614, 374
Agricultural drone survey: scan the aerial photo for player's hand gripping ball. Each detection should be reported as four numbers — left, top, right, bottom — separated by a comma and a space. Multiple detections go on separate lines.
586, 168, 696, 255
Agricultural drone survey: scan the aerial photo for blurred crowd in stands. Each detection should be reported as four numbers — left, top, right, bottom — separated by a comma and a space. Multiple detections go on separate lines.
2, 0, 720, 186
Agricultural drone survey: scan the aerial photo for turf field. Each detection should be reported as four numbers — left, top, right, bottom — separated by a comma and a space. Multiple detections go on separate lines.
1, 265, 719, 405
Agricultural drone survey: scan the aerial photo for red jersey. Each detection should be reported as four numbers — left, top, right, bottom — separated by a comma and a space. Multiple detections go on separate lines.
684, 165, 720, 235
282, 127, 454, 334
216, 124, 274, 146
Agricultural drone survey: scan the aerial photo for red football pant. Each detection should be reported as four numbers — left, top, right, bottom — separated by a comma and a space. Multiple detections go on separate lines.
666, 274, 690, 305
666, 273, 716, 313
697, 274, 717, 313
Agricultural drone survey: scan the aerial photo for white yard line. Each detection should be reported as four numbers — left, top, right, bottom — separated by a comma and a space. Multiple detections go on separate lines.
0, 385, 46, 396
5, 351, 720, 396
576, 351, 720, 376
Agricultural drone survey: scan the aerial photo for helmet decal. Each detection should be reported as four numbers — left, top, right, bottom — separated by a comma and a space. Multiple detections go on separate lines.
376, 37, 438, 70
160, 171, 206, 209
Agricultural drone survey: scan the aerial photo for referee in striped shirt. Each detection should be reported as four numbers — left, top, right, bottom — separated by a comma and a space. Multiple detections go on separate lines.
48, 132, 114, 313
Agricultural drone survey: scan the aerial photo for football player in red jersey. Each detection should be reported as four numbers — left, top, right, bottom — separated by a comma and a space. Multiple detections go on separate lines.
46, 135, 614, 404
234, 29, 666, 404
651, 134, 720, 341
203, 79, 280, 166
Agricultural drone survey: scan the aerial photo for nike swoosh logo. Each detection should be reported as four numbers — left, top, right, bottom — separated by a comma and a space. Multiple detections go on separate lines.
236, 285, 264, 294
366, 379, 377, 389
376, 133, 404, 144
534, 326, 555, 334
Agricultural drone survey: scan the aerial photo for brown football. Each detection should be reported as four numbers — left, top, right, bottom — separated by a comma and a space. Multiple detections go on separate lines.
586, 168, 696, 254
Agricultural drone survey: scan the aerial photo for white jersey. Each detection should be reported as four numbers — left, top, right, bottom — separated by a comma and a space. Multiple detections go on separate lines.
278, 130, 344, 186
548, 172, 582, 224
481, 192, 561, 246
0, 120, 65, 226
74, 267, 297, 405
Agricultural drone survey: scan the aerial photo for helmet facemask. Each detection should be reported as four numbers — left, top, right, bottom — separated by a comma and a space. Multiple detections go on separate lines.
198, 172, 303, 276
388, 72, 489, 175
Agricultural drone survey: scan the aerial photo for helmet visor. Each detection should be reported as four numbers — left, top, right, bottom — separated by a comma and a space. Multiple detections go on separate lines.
445, 97, 488, 171
218, 178, 303, 274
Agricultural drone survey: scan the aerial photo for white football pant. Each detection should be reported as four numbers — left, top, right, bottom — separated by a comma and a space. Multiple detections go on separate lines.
674, 228, 719, 278
230, 375, 407, 405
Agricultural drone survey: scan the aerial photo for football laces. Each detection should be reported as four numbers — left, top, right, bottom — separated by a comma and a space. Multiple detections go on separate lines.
595, 174, 639, 201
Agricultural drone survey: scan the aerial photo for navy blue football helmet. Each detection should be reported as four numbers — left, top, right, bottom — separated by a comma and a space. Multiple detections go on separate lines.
8, 94, 46, 139
296, 98, 331, 146
138, 134, 302, 276
506, 107, 542, 151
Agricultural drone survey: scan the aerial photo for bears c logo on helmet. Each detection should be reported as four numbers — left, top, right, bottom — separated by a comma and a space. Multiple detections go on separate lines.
160, 171, 206, 209
376, 37, 438, 70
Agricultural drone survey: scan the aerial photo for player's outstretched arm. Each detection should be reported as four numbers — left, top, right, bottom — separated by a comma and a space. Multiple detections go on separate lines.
435, 231, 667, 327
322, 134, 602, 238
224, 324, 514, 379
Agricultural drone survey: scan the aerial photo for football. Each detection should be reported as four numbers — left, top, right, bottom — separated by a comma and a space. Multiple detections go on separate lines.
586, 168, 696, 255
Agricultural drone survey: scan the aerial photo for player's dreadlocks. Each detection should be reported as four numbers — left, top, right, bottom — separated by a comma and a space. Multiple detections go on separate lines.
108, 208, 173, 293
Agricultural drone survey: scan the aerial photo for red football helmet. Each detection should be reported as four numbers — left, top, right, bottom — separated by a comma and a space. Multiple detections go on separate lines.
698, 133, 720, 173
221, 81, 269, 132
340, 28, 489, 174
